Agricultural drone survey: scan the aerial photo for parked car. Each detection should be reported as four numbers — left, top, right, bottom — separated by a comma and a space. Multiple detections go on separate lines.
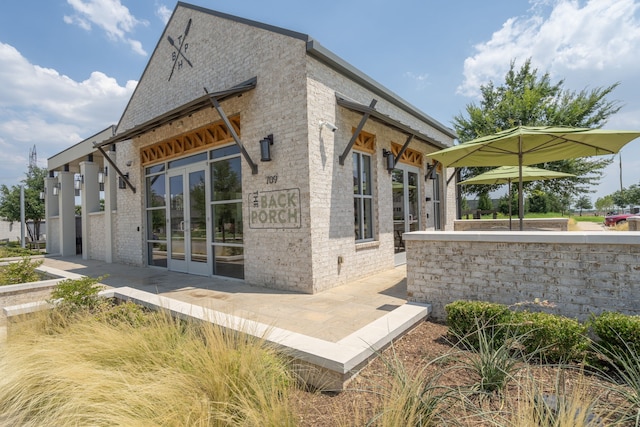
604, 213, 637, 226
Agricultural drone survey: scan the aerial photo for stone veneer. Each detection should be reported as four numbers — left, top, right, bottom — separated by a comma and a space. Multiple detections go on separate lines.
104, 4, 455, 294
404, 231, 640, 321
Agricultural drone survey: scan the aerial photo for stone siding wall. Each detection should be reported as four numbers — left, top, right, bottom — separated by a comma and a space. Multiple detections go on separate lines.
106, 4, 456, 293
0, 220, 20, 242
87, 212, 105, 260
405, 231, 640, 321
444, 168, 457, 231
116, 7, 314, 291
48, 217, 60, 255
305, 59, 455, 292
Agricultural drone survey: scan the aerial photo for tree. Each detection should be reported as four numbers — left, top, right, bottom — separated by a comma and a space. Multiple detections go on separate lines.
611, 189, 629, 210
0, 165, 46, 240
528, 189, 550, 213
574, 196, 593, 216
498, 188, 518, 215
477, 191, 493, 211
612, 184, 640, 212
548, 192, 572, 216
453, 58, 620, 199
460, 196, 469, 212
595, 195, 615, 214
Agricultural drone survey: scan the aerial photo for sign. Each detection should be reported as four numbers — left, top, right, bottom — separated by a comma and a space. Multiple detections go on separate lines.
249, 188, 301, 229
167, 18, 194, 81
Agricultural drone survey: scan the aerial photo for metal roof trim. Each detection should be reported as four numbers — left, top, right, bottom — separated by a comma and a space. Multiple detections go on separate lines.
94, 77, 257, 148
309, 40, 457, 140
336, 95, 448, 151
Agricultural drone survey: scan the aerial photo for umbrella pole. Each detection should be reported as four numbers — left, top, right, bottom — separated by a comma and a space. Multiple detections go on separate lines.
508, 178, 512, 230
518, 136, 524, 231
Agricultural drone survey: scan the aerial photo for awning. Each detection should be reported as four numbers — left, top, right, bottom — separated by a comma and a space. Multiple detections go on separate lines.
94, 77, 257, 148
336, 95, 449, 151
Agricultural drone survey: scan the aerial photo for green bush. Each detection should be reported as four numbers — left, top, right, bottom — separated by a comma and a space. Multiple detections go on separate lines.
93, 300, 152, 327
591, 311, 640, 356
49, 276, 106, 312
446, 300, 589, 362
0, 256, 43, 285
513, 311, 589, 362
445, 300, 512, 349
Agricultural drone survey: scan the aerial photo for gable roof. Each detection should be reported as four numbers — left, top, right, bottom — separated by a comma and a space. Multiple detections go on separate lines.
114, 2, 455, 141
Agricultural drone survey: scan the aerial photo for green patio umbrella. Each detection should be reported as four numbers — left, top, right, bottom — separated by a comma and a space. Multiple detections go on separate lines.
429, 126, 640, 230
458, 165, 575, 229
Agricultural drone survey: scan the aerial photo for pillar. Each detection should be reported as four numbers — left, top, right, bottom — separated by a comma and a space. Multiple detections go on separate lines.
43, 174, 58, 253
80, 160, 99, 260
58, 171, 76, 256
104, 148, 117, 263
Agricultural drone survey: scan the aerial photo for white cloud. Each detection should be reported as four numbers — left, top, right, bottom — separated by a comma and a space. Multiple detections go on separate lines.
404, 71, 430, 91
457, 0, 640, 98
457, 0, 640, 200
65, 0, 149, 56
156, 4, 172, 25
0, 42, 136, 187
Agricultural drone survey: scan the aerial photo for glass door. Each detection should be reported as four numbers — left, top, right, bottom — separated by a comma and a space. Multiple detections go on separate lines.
392, 166, 420, 257
167, 165, 209, 275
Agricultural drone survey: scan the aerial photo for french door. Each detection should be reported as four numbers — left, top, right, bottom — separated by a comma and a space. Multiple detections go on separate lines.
167, 164, 209, 275
392, 166, 420, 258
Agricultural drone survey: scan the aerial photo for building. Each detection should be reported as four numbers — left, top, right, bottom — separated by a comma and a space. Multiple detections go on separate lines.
45, 2, 457, 294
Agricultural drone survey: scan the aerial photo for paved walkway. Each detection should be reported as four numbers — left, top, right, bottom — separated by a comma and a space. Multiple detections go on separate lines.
574, 220, 606, 231
41, 257, 409, 343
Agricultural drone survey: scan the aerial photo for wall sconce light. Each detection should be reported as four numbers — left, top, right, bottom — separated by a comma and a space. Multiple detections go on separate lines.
39, 189, 46, 200
126, 160, 133, 167
52, 182, 61, 196
118, 173, 129, 189
382, 149, 395, 172
74, 174, 84, 190
424, 165, 436, 180
97, 170, 105, 184
260, 134, 274, 162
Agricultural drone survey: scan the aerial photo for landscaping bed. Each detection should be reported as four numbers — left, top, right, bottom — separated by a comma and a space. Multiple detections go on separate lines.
290, 320, 636, 426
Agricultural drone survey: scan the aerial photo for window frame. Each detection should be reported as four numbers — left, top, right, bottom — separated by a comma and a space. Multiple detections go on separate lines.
353, 150, 374, 242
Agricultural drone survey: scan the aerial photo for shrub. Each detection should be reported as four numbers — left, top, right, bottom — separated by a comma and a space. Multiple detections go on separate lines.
0, 245, 40, 259
446, 300, 589, 363
590, 311, 640, 356
0, 256, 43, 285
49, 275, 106, 312
513, 311, 589, 363
445, 300, 512, 350
93, 300, 152, 327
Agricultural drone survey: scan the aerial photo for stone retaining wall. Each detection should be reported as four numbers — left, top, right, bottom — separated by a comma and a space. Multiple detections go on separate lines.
0, 280, 59, 326
454, 218, 569, 231
404, 231, 640, 321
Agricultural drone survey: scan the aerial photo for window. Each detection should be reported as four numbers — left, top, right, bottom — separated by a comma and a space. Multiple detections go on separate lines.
433, 172, 442, 230
145, 167, 167, 267
353, 152, 373, 241
210, 145, 244, 279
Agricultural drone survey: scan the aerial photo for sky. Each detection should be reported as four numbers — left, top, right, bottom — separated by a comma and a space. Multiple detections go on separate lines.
1, 0, 640, 204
